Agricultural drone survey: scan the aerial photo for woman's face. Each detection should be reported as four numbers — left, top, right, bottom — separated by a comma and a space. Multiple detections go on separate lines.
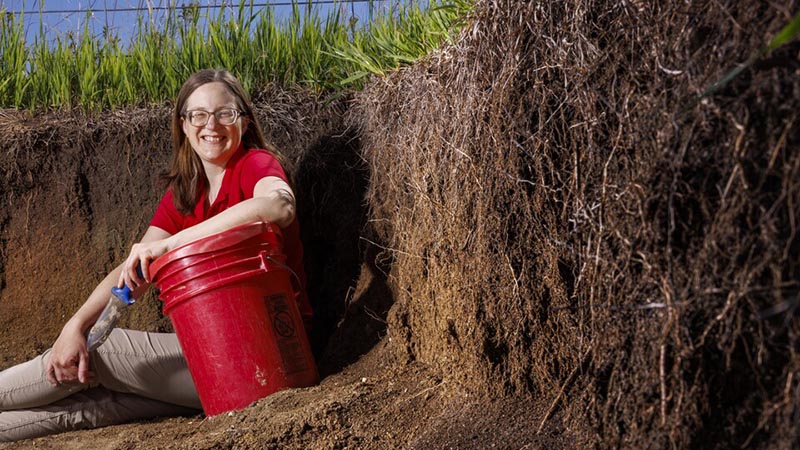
181, 81, 247, 169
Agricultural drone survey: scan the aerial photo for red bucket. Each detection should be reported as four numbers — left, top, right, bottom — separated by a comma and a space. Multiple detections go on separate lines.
150, 221, 318, 416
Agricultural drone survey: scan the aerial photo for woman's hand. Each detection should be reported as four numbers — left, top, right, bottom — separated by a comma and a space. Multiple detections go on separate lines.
43, 227, 173, 387
118, 237, 174, 289
45, 321, 94, 386
117, 227, 174, 289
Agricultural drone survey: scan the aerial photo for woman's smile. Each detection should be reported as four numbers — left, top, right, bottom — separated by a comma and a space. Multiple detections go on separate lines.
181, 82, 247, 168
202, 135, 225, 143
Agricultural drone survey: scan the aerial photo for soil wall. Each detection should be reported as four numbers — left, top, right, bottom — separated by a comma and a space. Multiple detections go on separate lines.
352, 1, 799, 448
0, 109, 172, 365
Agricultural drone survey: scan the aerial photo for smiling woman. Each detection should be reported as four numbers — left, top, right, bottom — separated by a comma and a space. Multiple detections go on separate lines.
0, 68, 313, 442
180, 84, 246, 175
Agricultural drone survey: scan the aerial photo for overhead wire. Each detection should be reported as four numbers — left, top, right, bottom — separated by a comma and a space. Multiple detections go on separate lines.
6, 0, 379, 15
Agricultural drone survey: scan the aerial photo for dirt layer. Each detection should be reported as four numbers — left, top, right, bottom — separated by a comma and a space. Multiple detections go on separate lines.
0, 343, 558, 450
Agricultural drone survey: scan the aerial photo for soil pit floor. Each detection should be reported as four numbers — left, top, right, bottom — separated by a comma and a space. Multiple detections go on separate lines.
0, 341, 566, 449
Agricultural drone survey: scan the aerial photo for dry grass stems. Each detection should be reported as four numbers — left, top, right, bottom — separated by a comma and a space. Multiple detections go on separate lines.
352, 0, 800, 447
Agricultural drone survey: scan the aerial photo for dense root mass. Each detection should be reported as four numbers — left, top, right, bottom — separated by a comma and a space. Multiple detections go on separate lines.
352, 0, 799, 448
1, 1, 798, 448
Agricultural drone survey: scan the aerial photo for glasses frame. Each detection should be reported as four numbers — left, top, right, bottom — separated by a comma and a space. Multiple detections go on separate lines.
183, 108, 243, 127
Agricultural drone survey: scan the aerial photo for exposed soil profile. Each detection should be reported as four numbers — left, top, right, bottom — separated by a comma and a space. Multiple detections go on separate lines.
1, 0, 799, 448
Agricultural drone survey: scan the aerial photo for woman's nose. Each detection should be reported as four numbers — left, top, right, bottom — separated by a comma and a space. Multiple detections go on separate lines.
204, 114, 219, 128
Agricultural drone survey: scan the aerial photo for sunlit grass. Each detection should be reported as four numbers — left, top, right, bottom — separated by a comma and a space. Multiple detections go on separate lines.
0, 0, 471, 110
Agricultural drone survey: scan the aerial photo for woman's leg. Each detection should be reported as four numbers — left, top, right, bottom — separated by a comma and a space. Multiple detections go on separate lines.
0, 349, 87, 410
91, 328, 201, 409
0, 329, 199, 410
0, 328, 201, 442
0, 387, 197, 442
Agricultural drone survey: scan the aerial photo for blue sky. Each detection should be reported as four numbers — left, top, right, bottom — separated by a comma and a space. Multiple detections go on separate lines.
1, 1, 415, 46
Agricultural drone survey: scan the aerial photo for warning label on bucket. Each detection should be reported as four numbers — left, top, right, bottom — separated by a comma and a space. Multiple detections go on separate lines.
266, 293, 308, 374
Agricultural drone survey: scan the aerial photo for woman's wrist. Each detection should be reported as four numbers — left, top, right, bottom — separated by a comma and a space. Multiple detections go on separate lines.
63, 316, 89, 335
165, 233, 182, 253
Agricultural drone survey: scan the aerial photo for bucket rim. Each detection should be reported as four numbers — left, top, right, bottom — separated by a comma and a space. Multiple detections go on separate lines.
161, 263, 291, 315
151, 221, 282, 278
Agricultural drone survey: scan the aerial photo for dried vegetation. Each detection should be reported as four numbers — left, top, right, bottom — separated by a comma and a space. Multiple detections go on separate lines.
352, 0, 800, 447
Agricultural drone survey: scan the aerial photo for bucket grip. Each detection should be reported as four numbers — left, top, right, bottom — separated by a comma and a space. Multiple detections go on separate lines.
259, 250, 302, 302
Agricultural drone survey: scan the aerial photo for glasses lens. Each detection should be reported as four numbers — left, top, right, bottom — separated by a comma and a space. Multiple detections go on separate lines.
188, 111, 209, 126
186, 109, 239, 126
216, 109, 237, 125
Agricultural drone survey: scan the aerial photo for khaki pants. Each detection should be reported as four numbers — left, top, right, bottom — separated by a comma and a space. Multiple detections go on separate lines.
0, 329, 202, 442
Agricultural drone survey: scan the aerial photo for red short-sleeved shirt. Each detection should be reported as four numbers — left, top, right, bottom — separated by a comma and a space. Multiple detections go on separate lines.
150, 146, 311, 320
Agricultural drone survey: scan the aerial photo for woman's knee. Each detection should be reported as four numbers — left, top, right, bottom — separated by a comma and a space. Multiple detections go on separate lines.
91, 329, 199, 409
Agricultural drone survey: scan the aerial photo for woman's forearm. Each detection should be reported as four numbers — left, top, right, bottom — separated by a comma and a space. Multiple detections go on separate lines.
64, 263, 126, 333
169, 190, 295, 251
167, 176, 295, 251
120, 178, 295, 288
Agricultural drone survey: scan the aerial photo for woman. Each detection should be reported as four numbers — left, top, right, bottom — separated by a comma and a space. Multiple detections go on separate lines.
0, 69, 311, 441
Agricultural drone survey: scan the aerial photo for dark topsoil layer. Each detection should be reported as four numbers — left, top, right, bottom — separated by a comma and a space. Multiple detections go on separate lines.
2, 1, 800, 449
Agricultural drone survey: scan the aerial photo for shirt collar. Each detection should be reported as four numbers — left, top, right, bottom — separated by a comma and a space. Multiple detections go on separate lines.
201, 143, 246, 215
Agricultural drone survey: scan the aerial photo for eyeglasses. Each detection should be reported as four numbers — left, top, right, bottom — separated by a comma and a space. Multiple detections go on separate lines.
184, 108, 243, 127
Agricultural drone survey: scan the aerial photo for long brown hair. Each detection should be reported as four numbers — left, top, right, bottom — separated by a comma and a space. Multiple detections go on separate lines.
163, 69, 280, 214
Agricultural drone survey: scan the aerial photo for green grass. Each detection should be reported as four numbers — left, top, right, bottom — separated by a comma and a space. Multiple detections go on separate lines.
0, 0, 471, 110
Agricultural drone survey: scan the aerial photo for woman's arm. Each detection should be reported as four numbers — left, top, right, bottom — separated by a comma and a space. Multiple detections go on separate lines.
119, 176, 296, 289
47, 226, 171, 385
172, 176, 296, 245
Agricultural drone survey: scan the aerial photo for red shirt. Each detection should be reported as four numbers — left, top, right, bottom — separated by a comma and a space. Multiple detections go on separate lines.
150, 146, 311, 320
